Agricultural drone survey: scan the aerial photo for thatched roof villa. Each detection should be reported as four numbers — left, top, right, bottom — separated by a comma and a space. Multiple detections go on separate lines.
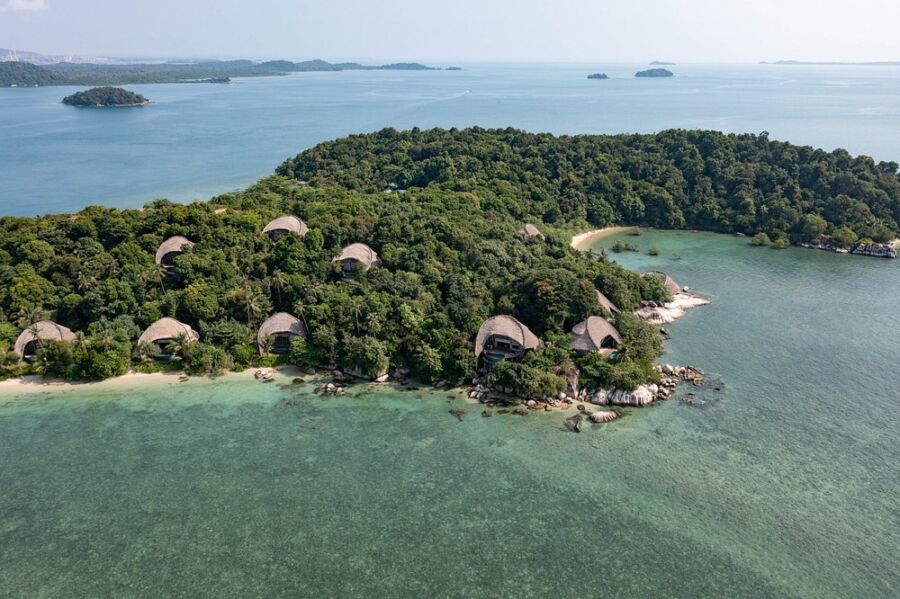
519, 223, 545, 239
570, 316, 622, 357
136, 317, 199, 357
257, 313, 307, 355
155, 236, 194, 267
596, 289, 620, 317
647, 270, 682, 295
262, 215, 308, 241
332, 243, 382, 277
474, 315, 541, 371
14, 321, 76, 359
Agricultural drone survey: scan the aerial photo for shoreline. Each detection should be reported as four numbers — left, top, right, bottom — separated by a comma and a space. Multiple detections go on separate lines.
570, 226, 635, 250
0, 369, 264, 396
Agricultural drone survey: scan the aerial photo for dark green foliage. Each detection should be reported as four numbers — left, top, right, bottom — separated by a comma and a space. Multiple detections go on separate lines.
278, 127, 899, 244
750, 232, 771, 246
0, 61, 62, 87
62, 87, 148, 107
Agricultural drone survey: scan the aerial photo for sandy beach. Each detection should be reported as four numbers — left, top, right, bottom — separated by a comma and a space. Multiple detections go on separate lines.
570, 226, 635, 250
0, 369, 263, 396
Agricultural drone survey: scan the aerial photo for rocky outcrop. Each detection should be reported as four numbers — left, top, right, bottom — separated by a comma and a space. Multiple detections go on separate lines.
587, 385, 655, 406
634, 293, 709, 324
852, 241, 897, 258
589, 410, 618, 423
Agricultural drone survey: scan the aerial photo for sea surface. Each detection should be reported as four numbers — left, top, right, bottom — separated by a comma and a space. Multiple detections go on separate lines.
1, 230, 897, 598
2, 63, 900, 216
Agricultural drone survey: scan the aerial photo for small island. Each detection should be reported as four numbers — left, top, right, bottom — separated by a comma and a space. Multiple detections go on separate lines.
635, 68, 674, 78
587, 73, 609, 80
62, 86, 149, 107
649, 61, 676, 66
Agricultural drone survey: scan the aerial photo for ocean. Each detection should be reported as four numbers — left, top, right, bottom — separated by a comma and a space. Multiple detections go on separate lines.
1, 62, 899, 216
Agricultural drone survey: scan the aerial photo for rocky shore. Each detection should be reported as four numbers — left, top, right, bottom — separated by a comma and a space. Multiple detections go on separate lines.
799, 239, 897, 258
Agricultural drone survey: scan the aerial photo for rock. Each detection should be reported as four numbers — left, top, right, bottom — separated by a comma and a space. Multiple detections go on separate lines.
565, 414, 583, 433
590, 410, 618, 423
647, 384, 659, 396
606, 385, 655, 407
482, 410, 493, 417
512, 407, 528, 416
254, 367, 276, 380
852, 241, 897, 258
374, 374, 390, 383
558, 392, 567, 401
449, 408, 467, 422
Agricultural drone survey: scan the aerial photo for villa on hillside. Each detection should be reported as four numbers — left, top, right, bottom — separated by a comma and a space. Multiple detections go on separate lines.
155, 236, 194, 268
596, 289, 620, 318
332, 243, 382, 278
647, 270, 682, 295
519, 223, 545, 239
262, 215, 308, 242
136, 317, 199, 359
257, 313, 307, 355
14, 321, 76, 360
570, 316, 621, 357
474, 315, 541, 372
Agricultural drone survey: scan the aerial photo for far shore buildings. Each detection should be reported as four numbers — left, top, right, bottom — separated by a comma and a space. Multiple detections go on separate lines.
155, 236, 194, 268
136, 317, 199, 358
262, 215, 309, 242
257, 313, 307, 355
474, 315, 541, 372
333, 243, 382, 278
570, 316, 622, 357
14, 321, 76, 360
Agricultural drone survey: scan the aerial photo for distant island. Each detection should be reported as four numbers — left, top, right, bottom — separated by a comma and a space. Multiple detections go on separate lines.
761, 60, 900, 66
446, 67, 463, 71
635, 68, 674, 78
62, 86, 149, 107
1, 58, 439, 87
649, 61, 676, 65
587, 73, 608, 80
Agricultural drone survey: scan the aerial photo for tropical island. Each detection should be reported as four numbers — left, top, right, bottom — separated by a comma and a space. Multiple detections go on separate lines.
0, 58, 438, 87
0, 128, 896, 411
636, 68, 674, 77
587, 73, 609, 80
62, 86, 149, 107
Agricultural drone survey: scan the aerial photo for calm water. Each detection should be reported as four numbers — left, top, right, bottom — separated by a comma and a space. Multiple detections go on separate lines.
2, 63, 900, 215
1, 231, 897, 597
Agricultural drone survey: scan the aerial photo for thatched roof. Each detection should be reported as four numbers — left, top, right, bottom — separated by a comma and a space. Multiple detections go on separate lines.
474, 315, 541, 357
519, 223, 545, 239
262, 215, 308, 237
647, 271, 681, 295
570, 316, 622, 356
137, 317, 199, 347
596, 289, 620, 316
257, 312, 307, 353
155, 236, 194, 265
332, 243, 382, 270
14, 321, 76, 357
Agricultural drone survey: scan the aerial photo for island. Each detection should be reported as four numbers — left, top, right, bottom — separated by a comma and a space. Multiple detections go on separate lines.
1, 57, 442, 87
0, 128, 896, 413
62, 86, 149, 107
446, 67, 463, 71
587, 73, 609, 79
635, 68, 674, 78
649, 61, 677, 65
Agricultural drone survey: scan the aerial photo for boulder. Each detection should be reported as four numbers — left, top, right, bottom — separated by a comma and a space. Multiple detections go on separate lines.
374, 374, 390, 383
606, 385, 655, 406
590, 410, 618, 423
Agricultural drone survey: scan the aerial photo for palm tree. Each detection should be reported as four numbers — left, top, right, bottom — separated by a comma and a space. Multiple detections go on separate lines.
143, 264, 168, 294
76, 272, 98, 293
260, 335, 275, 356
267, 270, 288, 308
349, 296, 364, 335
17, 306, 48, 329
293, 298, 310, 333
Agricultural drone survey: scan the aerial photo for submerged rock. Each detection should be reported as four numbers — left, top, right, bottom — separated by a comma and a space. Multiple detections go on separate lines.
589, 410, 618, 423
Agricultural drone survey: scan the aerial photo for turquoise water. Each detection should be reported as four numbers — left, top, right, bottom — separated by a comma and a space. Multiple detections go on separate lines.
2, 63, 900, 215
1, 231, 897, 597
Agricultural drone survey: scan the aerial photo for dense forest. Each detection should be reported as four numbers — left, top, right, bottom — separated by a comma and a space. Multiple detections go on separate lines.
0, 59, 436, 87
278, 127, 900, 246
62, 87, 148, 107
0, 175, 667, 393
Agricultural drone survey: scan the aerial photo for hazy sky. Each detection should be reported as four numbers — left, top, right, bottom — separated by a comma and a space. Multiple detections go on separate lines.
2, 0, 899, 62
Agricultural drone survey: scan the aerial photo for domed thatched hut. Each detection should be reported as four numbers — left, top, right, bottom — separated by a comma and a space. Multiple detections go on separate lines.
332, 243, 382, 278
14, 321, 76, 359
262, 215, 308, 242
596, 289, 620, 317
257, 313, 307, 355
155, 236, 194, 267
519, 223, 545, 239
570, 316, 622, 357
474, 315, 541, 372
646, 271, 682, 296
136, 317, 199, 358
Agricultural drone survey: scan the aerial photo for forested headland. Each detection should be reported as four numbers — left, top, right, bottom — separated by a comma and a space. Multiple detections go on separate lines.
0, 127, 896, 394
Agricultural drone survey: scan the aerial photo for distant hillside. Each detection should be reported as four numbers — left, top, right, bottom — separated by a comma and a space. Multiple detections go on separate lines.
1, 58, 440, 87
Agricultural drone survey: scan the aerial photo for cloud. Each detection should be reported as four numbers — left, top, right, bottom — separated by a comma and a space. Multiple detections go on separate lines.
0, 0, 47, 13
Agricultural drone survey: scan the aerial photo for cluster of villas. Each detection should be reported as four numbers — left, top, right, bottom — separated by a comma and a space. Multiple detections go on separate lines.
12, 218, 679, 376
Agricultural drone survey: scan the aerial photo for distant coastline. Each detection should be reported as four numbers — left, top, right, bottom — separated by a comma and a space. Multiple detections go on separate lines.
762, 60, 900, 66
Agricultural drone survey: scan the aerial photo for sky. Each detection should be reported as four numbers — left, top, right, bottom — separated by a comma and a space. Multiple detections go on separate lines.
1, 0, 899, 63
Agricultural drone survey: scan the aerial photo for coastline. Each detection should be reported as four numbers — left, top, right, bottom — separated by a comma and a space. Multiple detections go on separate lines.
570, 226, 635, 250
0, 369, 263, 396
